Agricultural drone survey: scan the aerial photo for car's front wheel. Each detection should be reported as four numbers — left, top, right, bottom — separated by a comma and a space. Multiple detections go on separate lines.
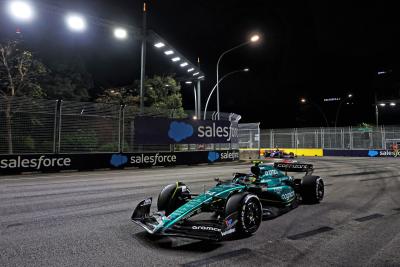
237, 194, 262, 235
157, 182, 190, 216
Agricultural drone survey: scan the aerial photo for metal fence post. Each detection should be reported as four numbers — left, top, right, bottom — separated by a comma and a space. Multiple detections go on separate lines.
314, 130, 317, 148
121, 105, 126, 152
57, 100, 63, 154
341, 128, 344, 149
270, 129, 274, 148
349, 126, 353, 149
118, 105, 123, 152
291, 129, 295, 148
257, 123, 261, 157
321, 128, 324, 149
53, 100, 58, 154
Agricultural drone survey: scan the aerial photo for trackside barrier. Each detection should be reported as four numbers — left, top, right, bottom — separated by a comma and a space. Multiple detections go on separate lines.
0, 150, 240, 174
323, 149, 400, 158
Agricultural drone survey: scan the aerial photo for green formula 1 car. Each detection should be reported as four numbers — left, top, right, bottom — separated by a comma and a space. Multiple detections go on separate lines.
131, 161, 324, 241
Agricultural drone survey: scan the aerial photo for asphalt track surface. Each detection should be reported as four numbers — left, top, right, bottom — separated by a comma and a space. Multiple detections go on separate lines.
1, 157, 400, 267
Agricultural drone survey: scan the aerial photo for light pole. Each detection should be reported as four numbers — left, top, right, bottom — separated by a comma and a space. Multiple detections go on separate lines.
334, 93, 353, 128
204, 68, 249, 120
300, 98, 329, 127
139, 2, 147, 114
375, 100, 398, 126
216, 34, 260, 120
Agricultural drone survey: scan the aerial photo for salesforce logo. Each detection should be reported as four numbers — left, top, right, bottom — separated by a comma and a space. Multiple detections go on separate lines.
110, 154, 128, 167
208, 151, 220, 162
168, 121, 194, 142
368, 150, 379, 157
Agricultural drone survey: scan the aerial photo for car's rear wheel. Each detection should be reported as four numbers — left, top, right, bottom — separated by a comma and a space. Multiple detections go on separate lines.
157, 182, 190, 216
237, 194, 262, 235
300, 176, 324, 203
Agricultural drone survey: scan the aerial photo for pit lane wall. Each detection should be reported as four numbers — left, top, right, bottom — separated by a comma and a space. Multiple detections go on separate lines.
0, 150, 240, 174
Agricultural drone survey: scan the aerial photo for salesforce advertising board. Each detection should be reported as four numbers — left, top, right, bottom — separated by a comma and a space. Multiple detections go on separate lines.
134, 117, 239, 144
0, 150, 239, 173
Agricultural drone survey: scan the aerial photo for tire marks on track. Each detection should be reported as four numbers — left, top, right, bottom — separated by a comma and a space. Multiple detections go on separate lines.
354, 213, 384, 222
182, 248, 252, 267
287, 226, 334, 240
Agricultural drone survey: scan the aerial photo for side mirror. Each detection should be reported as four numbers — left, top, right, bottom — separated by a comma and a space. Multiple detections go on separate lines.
214, 177, 220, 182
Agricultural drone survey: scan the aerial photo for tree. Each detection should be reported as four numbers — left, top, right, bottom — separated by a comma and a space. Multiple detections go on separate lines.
96, 86, 140, 106
96, 75, 186, 118
0, 40, 47, 154
40, 58, 92, 101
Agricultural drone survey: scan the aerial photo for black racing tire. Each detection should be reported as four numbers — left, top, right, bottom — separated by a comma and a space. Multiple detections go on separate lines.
237, 194, 262, 235
157, 182, 189, 215
300, 176, 324, 203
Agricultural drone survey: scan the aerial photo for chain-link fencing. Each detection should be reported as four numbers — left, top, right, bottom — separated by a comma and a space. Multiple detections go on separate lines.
0, 97, 58, 154
0, 96, 241, 155
239, 125, 400, 150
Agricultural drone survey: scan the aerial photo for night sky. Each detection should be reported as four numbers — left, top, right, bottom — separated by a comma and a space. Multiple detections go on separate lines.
1, 0, 400, 128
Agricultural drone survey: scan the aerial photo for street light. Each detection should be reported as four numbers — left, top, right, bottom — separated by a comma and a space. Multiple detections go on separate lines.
300, 98, 329, 127
114, 28, 127, 39
216, 33, 260, 119
65, 14, 86, 32
204, 68, 250, 120
8, 1, 34, 21
375, 100, 399, 126
334, 93, 353, 128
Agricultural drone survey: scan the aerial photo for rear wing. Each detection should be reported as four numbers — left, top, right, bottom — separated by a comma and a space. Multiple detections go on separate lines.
274, 162, 314, 175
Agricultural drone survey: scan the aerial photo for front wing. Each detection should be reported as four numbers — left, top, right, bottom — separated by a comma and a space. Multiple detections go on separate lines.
131, 198, 237, 241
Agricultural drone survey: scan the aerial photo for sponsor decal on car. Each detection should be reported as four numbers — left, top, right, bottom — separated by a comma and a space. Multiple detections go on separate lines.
143, 198, 152, 205
221, 228, 236, 236
192, 226, 221, 232
281, 191, 295, 201
276, 163, 310, 169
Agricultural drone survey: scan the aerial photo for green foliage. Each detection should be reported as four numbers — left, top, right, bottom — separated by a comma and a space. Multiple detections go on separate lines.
96, 75, 186, 118
62, 130, 98, 152
96, 86, 140, 106
98, 141, 130, 152
14, 136, 35, 151
0, 40, 47, 99
356, 122, 374, 131
41, 58, 92, 101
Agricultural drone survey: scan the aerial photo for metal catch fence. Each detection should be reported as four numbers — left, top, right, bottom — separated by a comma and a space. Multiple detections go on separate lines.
239, 125, 400, 150
0, 96, 241, 154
